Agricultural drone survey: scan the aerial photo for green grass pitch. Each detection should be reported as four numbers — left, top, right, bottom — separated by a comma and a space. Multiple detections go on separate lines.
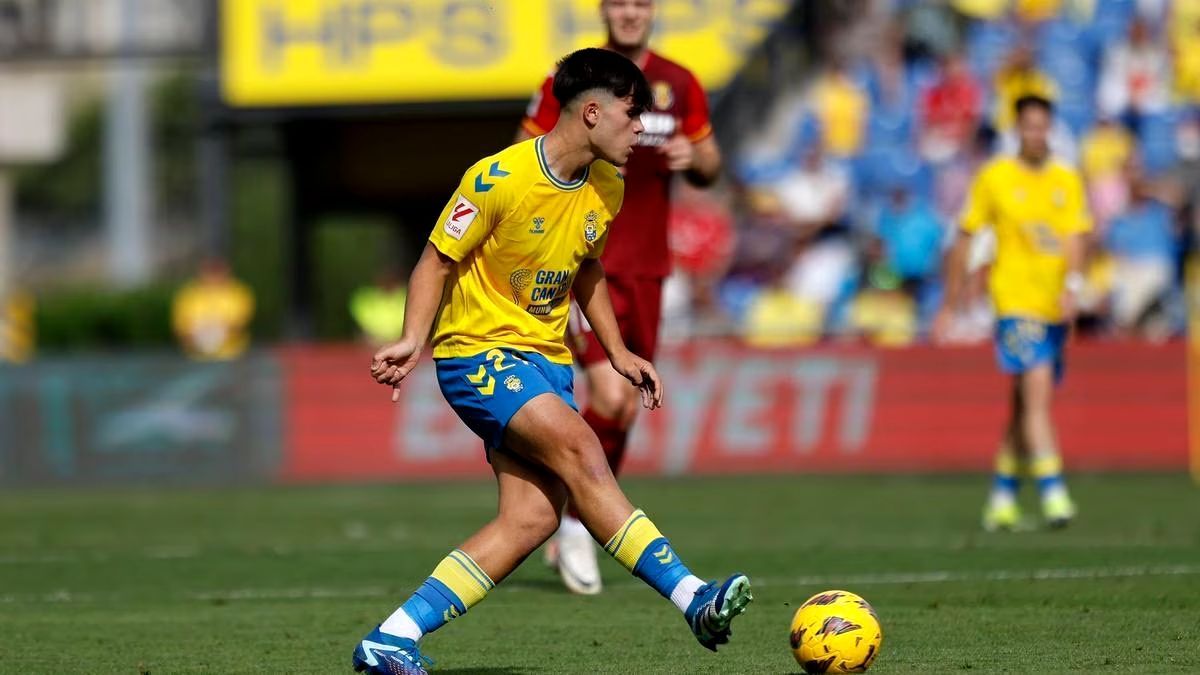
1, 474, 1198, 673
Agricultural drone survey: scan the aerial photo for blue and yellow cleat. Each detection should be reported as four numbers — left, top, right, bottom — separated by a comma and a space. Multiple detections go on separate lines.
352, 626, 433, 675
685, 573, 753, 652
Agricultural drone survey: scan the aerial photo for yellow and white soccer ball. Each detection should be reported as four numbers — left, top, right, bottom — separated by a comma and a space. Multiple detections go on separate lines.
789, 590, 883, 674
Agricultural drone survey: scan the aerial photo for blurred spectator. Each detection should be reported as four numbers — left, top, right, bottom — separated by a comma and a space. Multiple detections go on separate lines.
349, 268, 407, 347
769, 142, 857, 321
1097, 18, 1171, 129
1105, 178, 1181, 337
991, 44, 1057, 132
1170, 2, 1200, 103
950, 0, 1008, 21
0, 289, 35, 363
874, 186, 945, 284
771, 142, 851, 235
1171, 109, 1200, 243
806, 59, 870, 159
1012, 0, 1063, 23
847, 250, 918, 347
992, 44, 1079, 161
860, 23, 931, 149
1079, 117, 1134, 230
742, 261, 823, 347
666, 187, 736, 340
171, 258, 254, 360
919, 51, 983, 163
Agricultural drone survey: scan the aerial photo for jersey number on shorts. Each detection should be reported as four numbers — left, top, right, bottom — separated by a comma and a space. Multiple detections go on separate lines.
466, 349, 516, 396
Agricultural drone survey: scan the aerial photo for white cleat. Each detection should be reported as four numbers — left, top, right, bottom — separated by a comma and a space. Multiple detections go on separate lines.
556, 518, 602, 595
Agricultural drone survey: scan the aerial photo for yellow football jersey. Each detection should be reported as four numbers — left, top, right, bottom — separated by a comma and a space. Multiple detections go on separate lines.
428, 136, 624, 364
960, 156, 1092, 322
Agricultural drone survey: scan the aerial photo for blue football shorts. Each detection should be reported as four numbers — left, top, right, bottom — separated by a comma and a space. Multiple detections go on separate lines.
435, 347, 578, 452
994, 317, 1068, 383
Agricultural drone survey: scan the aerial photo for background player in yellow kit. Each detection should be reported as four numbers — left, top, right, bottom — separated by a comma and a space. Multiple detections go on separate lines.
937, 95, 1091, 531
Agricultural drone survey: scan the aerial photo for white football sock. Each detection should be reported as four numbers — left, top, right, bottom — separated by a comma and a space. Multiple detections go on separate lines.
669, 575, 706, 614
379, 607, 423, 641
559, 514, 590, 539
988, 487, 1016, 509
1041, 482, 1069, 502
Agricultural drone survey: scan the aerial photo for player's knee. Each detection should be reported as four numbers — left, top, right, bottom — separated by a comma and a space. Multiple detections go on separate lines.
503, 507, 561, 550
588, 383, 629, 420
558, 437, 616, 492
591, 384, 640, 427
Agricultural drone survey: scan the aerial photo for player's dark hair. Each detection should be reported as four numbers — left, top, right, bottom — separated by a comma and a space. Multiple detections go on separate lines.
552, 48, 651, 115
1014, 94, 1054, 118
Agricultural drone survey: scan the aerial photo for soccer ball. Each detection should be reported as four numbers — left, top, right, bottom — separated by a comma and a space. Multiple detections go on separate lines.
789, 590, 883, 673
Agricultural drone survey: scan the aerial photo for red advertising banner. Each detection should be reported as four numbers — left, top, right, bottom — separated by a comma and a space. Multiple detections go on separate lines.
278, 341, 1189, 482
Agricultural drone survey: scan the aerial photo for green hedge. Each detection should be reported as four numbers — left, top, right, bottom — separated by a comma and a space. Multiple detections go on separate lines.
35, 283, 177, 351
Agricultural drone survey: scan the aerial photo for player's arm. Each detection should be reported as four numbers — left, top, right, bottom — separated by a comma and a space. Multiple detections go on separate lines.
1060, 171, 1093, 321
939, 231, 972, 314
661, 134, 721, 187
935, 164, 992, 341
1060, 232, 1086, 322
372, 162, 509, 399
573, 257, 664, 409
667, 71, 722, 186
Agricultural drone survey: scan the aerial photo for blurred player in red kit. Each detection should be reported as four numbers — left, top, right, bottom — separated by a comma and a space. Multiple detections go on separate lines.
516, 0, 721, 595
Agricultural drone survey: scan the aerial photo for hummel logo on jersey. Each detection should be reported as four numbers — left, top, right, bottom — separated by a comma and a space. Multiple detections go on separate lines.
653, 543, 674, 565
530, 217, 545, 234
444, 194, 478, 240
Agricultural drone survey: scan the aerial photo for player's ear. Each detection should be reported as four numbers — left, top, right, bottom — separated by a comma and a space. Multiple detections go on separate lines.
583, 99, 601, 127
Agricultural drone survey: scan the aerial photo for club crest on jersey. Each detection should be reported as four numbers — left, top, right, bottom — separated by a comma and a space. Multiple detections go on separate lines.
584, 210, 599, 243
504, 375, 524, 393
652, 81, 674, 110
530, 217, 545, 234
444, 194, 478, 240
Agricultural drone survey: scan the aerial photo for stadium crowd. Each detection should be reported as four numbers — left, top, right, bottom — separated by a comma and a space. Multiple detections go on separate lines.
666, 0, 1200, 347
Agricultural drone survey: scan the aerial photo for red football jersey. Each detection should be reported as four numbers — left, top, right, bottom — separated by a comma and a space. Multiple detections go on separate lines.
521, 50, 712, 279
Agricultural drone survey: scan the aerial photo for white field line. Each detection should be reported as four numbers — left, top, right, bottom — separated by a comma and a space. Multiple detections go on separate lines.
3, 564, 1198, 605
752, 563, 1200, 588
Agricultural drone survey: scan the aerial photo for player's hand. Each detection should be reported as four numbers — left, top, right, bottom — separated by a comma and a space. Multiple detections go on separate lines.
370, 338, 422, 402
610, 350, 664, 410
658, 134, 695, 172
932, 307, 957, 345
1059, 291, 1079, 325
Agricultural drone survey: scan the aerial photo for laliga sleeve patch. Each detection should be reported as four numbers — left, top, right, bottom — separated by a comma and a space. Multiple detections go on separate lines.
444, 194, 479, 240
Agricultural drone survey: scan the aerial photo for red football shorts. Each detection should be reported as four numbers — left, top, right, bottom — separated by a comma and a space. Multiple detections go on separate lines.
569, 276, 663, 366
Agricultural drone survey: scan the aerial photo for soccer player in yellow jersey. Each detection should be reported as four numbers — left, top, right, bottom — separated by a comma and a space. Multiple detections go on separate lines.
937, 95, 1090, 532
351, 49, 751, 675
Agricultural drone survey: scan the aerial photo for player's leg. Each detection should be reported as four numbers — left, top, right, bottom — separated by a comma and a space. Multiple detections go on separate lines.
553, 278, 660, 594
983, 378, 1026, 531
1020, 360, 1075, 527
550, 358, 639, 593
505, 392, 752, 651
353, 450, 566, 674
552, 289, 642, 594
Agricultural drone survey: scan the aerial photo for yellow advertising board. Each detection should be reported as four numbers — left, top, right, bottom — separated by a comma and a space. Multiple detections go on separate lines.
220, 0, 790, 107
